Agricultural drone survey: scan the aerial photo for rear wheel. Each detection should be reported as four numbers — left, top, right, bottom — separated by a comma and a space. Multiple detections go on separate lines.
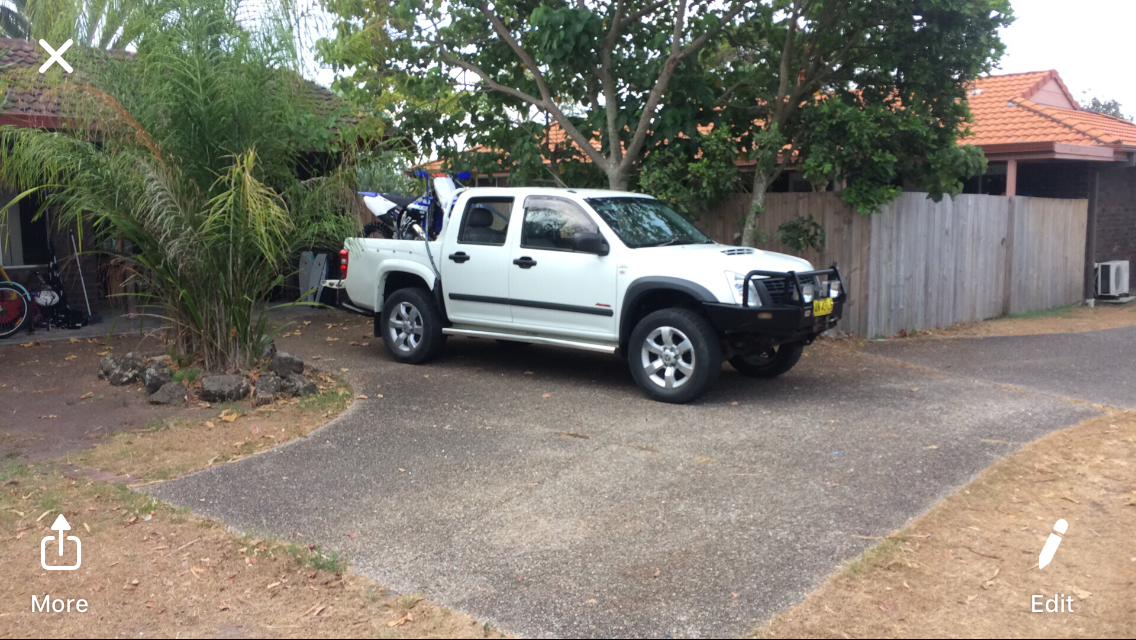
0, 285, 29, 339
380, 288, 445, 364
728, 342, 804, 378
628, 308, 721, 404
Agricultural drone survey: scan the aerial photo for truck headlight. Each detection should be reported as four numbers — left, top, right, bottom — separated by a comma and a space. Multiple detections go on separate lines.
828, 280, 841, 298
801, 283, 815, 303
725, 271, 761, 307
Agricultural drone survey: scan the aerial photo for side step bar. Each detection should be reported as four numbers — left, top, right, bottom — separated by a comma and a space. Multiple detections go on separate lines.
442, 328, 617, 354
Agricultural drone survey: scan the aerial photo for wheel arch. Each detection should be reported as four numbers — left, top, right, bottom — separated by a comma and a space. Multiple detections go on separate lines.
375, 261, 437, 311
619, 277, 716, 352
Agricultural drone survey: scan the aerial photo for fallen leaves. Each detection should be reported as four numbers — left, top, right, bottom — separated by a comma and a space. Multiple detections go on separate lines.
219, 410, 241, 423
79, 392, 94, 399
64, 355, 78, 361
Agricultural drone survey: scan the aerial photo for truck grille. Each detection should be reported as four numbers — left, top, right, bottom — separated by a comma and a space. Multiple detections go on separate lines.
758, 275, 823, 305
760, 277, 791, 304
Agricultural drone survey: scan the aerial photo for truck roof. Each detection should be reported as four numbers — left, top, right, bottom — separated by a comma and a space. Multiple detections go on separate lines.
456, 186, 653, 200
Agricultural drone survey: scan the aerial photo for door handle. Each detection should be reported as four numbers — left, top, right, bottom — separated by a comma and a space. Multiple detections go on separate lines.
513, 256, 537, 269
448, 252, 470, 263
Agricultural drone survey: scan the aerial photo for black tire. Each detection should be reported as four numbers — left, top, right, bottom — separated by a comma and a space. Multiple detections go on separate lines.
380, 287, 446, 364
495, 339, 531, 349
627, 308, 722, 404
728, 342, 804, 378
0, 285, 30, 339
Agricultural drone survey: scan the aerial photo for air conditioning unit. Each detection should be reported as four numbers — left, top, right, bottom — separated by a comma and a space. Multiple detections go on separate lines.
1096, 260, 1131, 298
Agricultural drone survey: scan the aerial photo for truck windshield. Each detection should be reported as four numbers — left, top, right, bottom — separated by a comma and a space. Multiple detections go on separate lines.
586, 197, 711, 248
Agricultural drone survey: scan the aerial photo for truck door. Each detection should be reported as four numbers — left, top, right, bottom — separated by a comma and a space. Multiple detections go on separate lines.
442, 196, 516, 327
508, 196, 617, 340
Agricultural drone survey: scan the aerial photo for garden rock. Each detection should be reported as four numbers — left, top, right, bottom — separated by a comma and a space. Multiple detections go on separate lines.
282, 373, 317, 397
270, 351, 303, 377
99, 351, 147, 386
253, 374, 283, 406
143, 361, 173, 394
148, 381, 186, 406
259, 338, 277, 360
199, 374, 251, 402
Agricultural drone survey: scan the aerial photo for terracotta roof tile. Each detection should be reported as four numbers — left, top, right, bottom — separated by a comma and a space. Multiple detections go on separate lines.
963, 70, 1136, 150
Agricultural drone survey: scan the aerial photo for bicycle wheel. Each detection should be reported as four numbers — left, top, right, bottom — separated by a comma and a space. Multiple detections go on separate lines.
0, 284, 30, 339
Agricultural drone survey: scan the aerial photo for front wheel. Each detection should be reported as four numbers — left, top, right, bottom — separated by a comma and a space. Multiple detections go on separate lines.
728, 342, 804, 378
628, 308, 722, 404
380, 288, 446, 364
0, 285, 30, 339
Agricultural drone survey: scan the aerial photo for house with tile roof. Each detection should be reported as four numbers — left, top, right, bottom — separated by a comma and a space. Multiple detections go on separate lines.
961, 70, 1136, 297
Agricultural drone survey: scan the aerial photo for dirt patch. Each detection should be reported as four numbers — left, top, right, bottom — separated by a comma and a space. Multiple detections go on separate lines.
911, 303, 1136, 339
0, 333, 204, 462
63, 386, 352, 483
0, 465, 501, 638
759, 409, 1136, 638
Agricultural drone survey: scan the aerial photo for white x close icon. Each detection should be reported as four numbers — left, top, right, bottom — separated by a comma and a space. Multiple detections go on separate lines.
39, 39, 74, 73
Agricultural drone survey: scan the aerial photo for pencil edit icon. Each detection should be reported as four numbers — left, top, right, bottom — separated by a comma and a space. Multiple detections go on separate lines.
1038, 519, 1068, 569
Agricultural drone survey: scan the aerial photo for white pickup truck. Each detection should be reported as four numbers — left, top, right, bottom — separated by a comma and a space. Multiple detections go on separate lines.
326, 186, 846, 403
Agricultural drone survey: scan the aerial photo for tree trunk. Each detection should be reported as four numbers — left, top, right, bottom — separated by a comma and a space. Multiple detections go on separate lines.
741, 170, 774, 247
607, 164, 630, 191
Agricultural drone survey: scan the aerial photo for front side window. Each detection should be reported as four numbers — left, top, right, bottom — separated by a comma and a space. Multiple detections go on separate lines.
457, 198, 513, 246
521, 196, 600, 251
585, 197, 710, 248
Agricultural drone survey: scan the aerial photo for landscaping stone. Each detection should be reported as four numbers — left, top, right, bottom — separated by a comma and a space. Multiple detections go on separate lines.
253, 374, 283, 406
259, 338, 277, 360
148, 381, 186, 406
142, 361, 173, 394
270, 351, 303, 377
199, 375, 251, 402
99, 351, 147, 386
282, 373, 317, 397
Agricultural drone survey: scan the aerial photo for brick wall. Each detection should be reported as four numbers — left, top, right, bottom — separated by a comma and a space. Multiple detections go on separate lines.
1094, 165, 1136, 268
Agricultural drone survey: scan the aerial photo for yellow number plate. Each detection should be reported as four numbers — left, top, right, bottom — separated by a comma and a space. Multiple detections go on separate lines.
813, 298, 834, 316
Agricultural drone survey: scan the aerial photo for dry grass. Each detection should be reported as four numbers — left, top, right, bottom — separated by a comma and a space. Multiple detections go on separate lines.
61, 385, 353, 483
759, 409, 1136, 638
0, 465, 501, 638
915, 303, 1136, 339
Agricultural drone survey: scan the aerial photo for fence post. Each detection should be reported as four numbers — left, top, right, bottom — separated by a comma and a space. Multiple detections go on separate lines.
1002, 197, 1016, 316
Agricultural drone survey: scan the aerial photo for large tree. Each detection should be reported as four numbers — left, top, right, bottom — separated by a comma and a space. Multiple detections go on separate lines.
319, 0, 754, 190
704, 0, 1013, 246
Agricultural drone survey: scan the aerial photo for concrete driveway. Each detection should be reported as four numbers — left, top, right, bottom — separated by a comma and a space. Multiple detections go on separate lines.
149, 315, 1099, 637
864, 325, 1136, 409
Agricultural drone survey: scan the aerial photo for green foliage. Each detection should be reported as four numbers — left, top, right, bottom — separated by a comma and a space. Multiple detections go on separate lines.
23, 0, 149, 49
1080, 96, 1130, 121
716, 0, 1012, 244
777, 215, 825, 253
0, 0, 365, 371
171, 367, 201, 383
355, 140, 420, 195
316, 0, 753, 189
641, 124, 740, 218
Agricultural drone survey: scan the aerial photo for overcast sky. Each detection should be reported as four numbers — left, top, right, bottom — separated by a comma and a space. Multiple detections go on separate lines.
998, 0, 1134, 117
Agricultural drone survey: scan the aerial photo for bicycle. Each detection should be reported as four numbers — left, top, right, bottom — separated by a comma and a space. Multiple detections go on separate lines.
0, 263, 33, 339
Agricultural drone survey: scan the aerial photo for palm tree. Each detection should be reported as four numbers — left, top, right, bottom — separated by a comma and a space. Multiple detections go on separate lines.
1, 0, 147, 49
0, 0, 30, 39
0, 0, 362, 370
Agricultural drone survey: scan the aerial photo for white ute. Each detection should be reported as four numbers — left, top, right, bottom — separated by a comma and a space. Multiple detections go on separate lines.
326, 187, 846, 403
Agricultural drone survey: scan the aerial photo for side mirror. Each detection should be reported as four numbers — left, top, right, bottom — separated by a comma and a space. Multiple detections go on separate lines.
572, 231, 610, 256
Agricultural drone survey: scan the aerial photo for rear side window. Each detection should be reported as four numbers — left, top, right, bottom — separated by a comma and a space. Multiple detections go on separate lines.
521, 196, 599, 251
457, 198, 513, 246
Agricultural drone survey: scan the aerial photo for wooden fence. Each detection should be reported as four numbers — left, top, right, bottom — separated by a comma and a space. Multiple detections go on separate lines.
697, 192, 1088, 337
